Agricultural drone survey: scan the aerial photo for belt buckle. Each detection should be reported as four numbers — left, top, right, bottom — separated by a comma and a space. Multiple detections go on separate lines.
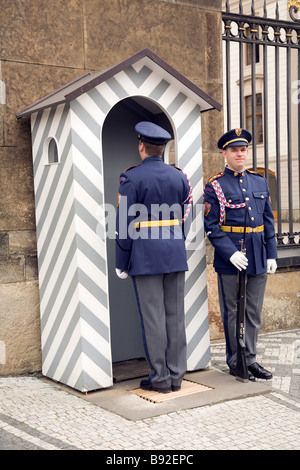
252, 227, 258, 233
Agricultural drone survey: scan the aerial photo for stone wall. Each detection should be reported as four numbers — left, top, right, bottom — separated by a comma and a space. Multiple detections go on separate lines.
0, 0, 223, 374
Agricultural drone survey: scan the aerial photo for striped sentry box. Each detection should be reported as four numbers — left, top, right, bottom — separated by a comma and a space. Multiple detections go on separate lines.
19, 50, 221, 392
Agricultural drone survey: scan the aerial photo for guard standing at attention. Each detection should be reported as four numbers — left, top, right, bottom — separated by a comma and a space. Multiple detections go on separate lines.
115, 121, 193, 393
203, 128, 277, 381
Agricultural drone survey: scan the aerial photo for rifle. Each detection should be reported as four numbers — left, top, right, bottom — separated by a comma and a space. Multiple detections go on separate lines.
235, 205, 249, 383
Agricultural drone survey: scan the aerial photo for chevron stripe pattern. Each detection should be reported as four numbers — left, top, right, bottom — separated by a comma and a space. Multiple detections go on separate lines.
30, 58, 210, 392
172, 100, 210, 371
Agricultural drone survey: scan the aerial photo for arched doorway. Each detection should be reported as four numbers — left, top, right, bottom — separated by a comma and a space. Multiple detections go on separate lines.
102, 96, 173, 367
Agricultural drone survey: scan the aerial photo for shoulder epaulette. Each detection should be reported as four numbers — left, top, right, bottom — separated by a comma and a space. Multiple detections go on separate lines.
174, 165, 183, 172
123, 163, 140, 173
119, 164, 141, 183
246, 169, 264, 178
174, 166, 192, 186
207, 171, 224, 184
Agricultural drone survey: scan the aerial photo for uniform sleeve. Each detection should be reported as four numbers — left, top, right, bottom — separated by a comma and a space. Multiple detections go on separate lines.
203, 182, 239, 262
115, 174, 137, 271
262, 181, 277, 259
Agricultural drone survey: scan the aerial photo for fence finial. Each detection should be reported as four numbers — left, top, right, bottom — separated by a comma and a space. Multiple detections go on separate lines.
288, 0, 300, 22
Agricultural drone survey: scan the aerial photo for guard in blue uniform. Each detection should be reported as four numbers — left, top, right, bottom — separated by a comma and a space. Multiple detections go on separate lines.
204, 128, 277, 381
115, 121, 193, 393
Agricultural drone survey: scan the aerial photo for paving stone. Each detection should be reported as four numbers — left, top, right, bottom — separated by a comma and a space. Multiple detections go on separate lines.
0, 329, 299, 450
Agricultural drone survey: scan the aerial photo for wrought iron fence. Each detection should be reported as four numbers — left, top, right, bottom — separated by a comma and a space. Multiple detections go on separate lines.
222, 0, 300, 267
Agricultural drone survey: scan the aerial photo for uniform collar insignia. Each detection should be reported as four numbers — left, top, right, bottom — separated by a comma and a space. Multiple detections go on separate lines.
226, 167, 245, 177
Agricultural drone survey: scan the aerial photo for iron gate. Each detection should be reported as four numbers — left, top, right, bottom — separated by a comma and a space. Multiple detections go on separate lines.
222, 0, 300, 267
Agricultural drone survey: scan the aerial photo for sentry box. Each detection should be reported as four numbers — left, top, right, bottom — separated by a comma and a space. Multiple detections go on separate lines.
17, 49, 221, 392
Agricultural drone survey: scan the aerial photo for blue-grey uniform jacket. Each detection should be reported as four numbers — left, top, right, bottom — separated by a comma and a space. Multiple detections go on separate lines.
115, 156, 192, 276
203, 166, 277, 275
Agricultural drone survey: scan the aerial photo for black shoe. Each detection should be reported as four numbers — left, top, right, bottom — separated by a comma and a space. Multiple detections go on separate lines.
140, 379, 171, 394
229, 368, 256, 382
172, 385, 181, 392
248, 362, 273, 380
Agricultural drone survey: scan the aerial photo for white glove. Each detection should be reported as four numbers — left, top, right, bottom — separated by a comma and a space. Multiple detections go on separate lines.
229, 251, 248, 271
115, 268, 128, 279
267, 259, 277, 274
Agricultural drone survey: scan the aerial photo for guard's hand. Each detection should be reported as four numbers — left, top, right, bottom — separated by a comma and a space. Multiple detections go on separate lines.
229, 251, 248, 271
115, 268, 128, 279
267, 259, 277, 274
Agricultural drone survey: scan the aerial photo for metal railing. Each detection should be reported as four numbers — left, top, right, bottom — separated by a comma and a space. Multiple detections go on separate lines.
222, 0, 300, 266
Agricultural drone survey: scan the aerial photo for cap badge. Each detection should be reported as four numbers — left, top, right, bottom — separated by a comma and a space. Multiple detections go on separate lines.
235, 128, 242, 137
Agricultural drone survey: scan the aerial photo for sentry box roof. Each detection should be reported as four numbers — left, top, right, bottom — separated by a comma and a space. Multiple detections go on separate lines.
16, 48, 221, 119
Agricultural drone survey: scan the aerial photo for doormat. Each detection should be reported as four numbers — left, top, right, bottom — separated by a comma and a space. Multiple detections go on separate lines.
130, 379, 212, 403
113, 359, 150, 382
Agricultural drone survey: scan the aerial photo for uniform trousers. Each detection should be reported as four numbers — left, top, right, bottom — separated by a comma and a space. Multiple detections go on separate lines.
217, 272, 267, 370
132, 272, 187, 390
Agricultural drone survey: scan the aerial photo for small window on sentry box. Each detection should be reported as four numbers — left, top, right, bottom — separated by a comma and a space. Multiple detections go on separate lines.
47, 138, 59, 164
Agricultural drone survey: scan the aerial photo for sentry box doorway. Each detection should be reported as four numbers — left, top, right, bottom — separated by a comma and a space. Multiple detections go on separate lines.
17, 49, 221, 392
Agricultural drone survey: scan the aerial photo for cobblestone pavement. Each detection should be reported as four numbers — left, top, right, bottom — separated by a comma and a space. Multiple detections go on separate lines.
0, 329, 299, 451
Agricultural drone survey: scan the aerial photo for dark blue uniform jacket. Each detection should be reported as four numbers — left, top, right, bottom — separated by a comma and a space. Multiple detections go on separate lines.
115, 156, 192, 276
203, 167, 277, 275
